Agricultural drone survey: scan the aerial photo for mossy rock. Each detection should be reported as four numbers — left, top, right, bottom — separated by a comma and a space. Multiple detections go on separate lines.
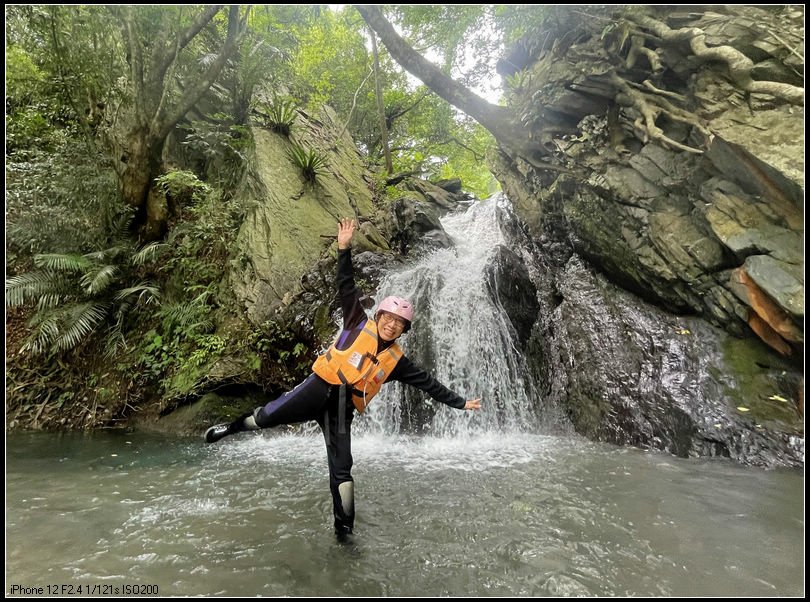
720, 337, 803, 433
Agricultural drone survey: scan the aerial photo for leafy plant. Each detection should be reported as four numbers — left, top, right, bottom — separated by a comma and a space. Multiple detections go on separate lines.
504, 69, 531, 94
261, 96, 298, 135
287, 141, 329, 183
5, 231, 163, 356
154, 169, 213, 218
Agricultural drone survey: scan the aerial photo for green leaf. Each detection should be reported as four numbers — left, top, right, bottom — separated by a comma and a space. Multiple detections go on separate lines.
33, 253, 91, 272
80, 264, 119, 295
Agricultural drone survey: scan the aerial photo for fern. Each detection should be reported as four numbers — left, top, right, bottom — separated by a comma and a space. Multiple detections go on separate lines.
80, 265, 119, 295
33, 253, 90, 272
159, 294, 213, 338
287, 142, 329, 183
53, 302, 111, 352
6, 270, 70, 307
23, 311, 61, 355
133, 242, 167, 266
263, 96, 298, 136
6, 242, 162, 356
115, 282, 160, 305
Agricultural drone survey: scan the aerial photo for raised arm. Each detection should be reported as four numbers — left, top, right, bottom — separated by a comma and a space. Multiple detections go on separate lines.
335, 218, 368, 330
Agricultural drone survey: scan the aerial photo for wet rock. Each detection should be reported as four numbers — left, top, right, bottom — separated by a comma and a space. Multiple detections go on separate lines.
484, 245, 539, 348
534, 255, 803, 469
384, 196, 454, 255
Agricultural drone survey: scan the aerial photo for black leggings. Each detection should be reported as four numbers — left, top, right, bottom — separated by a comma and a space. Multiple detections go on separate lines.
254, 374, 356, 532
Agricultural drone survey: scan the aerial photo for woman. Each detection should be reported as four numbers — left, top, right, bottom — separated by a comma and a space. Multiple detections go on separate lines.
205, 218, 481, 539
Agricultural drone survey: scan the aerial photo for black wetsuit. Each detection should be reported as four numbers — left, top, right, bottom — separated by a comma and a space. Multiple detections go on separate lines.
252, 247, 466, 535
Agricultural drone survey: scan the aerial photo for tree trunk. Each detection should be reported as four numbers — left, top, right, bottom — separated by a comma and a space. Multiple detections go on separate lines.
115, 5, 245, 240
369, 27, 393, 173
355, 5, 528, 149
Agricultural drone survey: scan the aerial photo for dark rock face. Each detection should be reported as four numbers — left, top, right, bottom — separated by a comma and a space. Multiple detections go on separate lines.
384, 197, 454, 255
491, 5, 804, 467
535, 256, 803, 468
484, 245, 539, 349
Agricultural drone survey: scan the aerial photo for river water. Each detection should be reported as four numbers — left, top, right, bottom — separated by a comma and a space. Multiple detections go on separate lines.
6, 196, 804, 596
5, 430, 804, 597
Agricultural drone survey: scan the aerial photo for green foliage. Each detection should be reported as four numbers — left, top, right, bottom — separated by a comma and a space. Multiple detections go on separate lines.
385, 93, 499, 198
5, 234, 162, 356
6, 134, 121, 277
129, 171, 247, 395
155, 170, 212, 207
157, 170, 244, 277
287, 142, 329, 183
390, 6, 491, 72
136, 283, 222, 395
504, 69, 532, 95
491, 6, 558, 45
178, 117, 253, 191
246, 320, 311, 385
288, 7, 373, 113
260, 95, 298, 135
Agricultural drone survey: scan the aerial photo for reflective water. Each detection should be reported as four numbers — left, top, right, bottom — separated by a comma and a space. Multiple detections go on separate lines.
6, 430, 804, 597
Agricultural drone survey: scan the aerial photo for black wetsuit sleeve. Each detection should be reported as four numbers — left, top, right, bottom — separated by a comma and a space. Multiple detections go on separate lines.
388, 355, 467, 409
337, 248, 368, 330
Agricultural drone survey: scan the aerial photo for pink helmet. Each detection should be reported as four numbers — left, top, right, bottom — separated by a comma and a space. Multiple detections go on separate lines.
376, 296, 414, 330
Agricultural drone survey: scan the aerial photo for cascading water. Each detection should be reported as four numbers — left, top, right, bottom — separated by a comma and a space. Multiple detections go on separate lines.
357, 193, 543, 437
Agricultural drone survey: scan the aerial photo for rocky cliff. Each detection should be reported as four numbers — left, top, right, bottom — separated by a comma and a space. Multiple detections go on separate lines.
490, 5, 803, 467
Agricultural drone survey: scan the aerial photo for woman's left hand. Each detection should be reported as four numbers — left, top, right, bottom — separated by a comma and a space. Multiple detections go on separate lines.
463, 398, 482, 411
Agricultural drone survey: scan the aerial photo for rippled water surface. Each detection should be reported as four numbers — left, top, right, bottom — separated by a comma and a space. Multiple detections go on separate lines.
6, 430, 804, 597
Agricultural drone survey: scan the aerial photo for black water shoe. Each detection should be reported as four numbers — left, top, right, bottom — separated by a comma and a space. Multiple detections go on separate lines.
335, 525, 353, 544
204, 423, 231, 444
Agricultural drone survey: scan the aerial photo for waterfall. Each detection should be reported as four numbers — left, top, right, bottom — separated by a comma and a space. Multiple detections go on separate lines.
358, 193, 542, 437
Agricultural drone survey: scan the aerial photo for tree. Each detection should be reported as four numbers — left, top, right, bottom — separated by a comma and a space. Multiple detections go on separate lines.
354, 6, 530, 154
369, 26, 393, 173
110, 5, 248, 240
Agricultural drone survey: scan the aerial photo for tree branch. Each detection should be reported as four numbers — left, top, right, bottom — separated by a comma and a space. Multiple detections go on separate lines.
157, 6, 246, 141
335, 67, 375, 144
151, 6, 223, 88
354, 5, 521, 142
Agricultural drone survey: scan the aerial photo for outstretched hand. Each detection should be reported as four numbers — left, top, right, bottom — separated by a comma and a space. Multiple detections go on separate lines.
464, 398, 482, 411
337, 218, 357, 250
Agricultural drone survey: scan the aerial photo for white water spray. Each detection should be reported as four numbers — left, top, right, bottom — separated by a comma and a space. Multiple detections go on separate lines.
359, 194, 540, 436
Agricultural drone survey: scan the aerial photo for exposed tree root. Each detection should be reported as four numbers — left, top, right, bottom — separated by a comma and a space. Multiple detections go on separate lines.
625, 13, 805, 106
627, 34, 662, 72
610, 74, 710, 154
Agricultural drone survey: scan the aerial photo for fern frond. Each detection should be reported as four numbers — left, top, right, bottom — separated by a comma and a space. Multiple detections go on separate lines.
133, 242, 167, 266
22, 312, 61, 355
103, 325, 128, 359
54, 302, 111, 352
33, 253, 91, 273
6, 270, 65, 306
159, 298, 211, 336
84, 244, 128, 264
36, 292, 65, 310
115, 282, 161, 305
80, 265, 119, 295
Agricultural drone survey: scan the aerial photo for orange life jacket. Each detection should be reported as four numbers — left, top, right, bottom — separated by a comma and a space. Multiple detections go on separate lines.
312, 319, 403, 413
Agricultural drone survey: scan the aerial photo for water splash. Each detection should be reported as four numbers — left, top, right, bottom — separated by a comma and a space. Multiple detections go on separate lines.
360, 194, 541, 436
